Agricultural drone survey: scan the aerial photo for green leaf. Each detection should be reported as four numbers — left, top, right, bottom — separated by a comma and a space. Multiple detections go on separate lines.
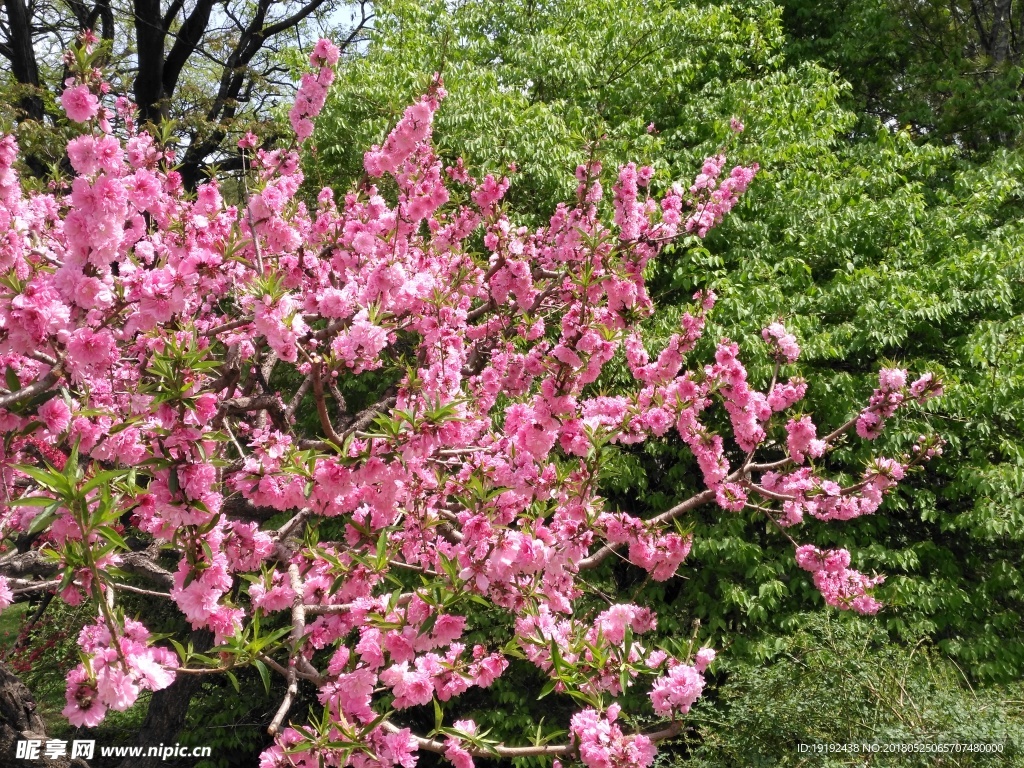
253, 659, 272, 695
5, 366, 20, 392
97, 525, 128, 551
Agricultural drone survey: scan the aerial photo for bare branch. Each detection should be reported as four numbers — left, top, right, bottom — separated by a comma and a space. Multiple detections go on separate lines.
381, 720, 682, 759
267, 563, 305, 736
0, 369, 59, 409
312, 360, 344, 445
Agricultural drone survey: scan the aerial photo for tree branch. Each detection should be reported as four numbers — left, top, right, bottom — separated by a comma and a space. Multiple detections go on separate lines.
577, 490, 715, 570
380, 720, 682, 759
267, 563, 305, 736
161, 0, 216, 98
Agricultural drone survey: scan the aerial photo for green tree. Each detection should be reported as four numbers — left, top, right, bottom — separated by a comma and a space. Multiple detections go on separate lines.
779, 0, 1024, 150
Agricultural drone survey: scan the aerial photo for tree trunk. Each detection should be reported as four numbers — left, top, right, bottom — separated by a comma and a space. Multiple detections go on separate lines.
991, 0, 1013, 63
0, 661, 89, 767
2, 0, 44, 122
132, 0, 167, 125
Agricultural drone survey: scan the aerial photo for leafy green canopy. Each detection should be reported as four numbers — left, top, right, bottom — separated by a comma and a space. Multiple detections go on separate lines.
780, 0, 1024, 150
309, 0, 1024, 685
310, 0, 789, 219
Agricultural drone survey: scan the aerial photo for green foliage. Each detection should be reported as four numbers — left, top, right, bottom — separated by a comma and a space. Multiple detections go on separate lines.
7, 0, 1008, 762
651, 132, 1024, 682
311, 0, 792, 222
779, 0, 1024, 150
179, 671, 278, 768
1, 600, 151, 747
0, 589, 286, 767
681, 613, 1024, 766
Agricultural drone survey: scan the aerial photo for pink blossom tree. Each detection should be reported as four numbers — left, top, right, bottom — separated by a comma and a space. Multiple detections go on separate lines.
0, 36, 942, 768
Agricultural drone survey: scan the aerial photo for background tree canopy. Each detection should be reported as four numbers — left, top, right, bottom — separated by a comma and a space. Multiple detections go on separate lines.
0, 0, 372, 187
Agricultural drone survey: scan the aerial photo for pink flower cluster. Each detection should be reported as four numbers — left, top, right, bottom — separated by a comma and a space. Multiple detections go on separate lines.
624, 292, 711, 386
650, 662, 705, 716
762, 322, 800, 363
570, 705, 656, 768
591, 604, 657, 645
443, 720, 478, 768
364, 82, 445, 177
857, 369, 942, 439
685, 155, 759, 237
0, 33, 947, 768
0, 576, 12, 610
795, 545, 885, 614
786, 415, 826, 464
61, 84, 100, 123
62, 617, 178, 727
612, 162, 655, 241
289, 38, 339, 141
600, 512, 694, 579
761, 453, 909, 526
706, 341, 771, 452
768, 378, 807, 412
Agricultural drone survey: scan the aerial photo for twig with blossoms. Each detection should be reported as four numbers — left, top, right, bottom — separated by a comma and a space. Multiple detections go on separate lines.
267, 563, 306, 737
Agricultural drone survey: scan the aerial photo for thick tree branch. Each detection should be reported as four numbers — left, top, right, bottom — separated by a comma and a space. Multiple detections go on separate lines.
133, 0, 167, 124
262, 0, 333, 37
161, 0, 216, 98
1, 0, 44, 120
0, 661, 90, 767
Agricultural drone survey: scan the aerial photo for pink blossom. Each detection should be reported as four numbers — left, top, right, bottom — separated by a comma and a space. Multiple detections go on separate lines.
0, 576, 12, 610
570, 707, 656, 768
63, 667, 107, 727
444, 721, 477, 768
61, 84, 100, 123
331, 309, 389, 372
768, 378, 807, 411
67, 327, 117, 376
694, 647, 716, 672
96, 664, 140, 711
0, 54, 948, 767
380, 662, 435, 709
762, 322, 800, 363
786, 416, 826, 464
593, 604, 655, 645
311, 38, 341, 66
715, 482, 747, 511
38, 397, 72, 433
650, 663, 705, 715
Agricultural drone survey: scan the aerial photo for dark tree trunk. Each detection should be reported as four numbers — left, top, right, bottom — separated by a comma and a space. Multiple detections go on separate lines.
2, 0, 44, 122
90, 0, 116, 47
0, 661, 89, 767
991, 0, 1013, 62
133, 0, 167, 125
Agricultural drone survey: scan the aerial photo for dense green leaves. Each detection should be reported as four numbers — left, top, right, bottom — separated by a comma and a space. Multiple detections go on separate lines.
684, 613, 1024, 766
780, 0, 1024, 150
